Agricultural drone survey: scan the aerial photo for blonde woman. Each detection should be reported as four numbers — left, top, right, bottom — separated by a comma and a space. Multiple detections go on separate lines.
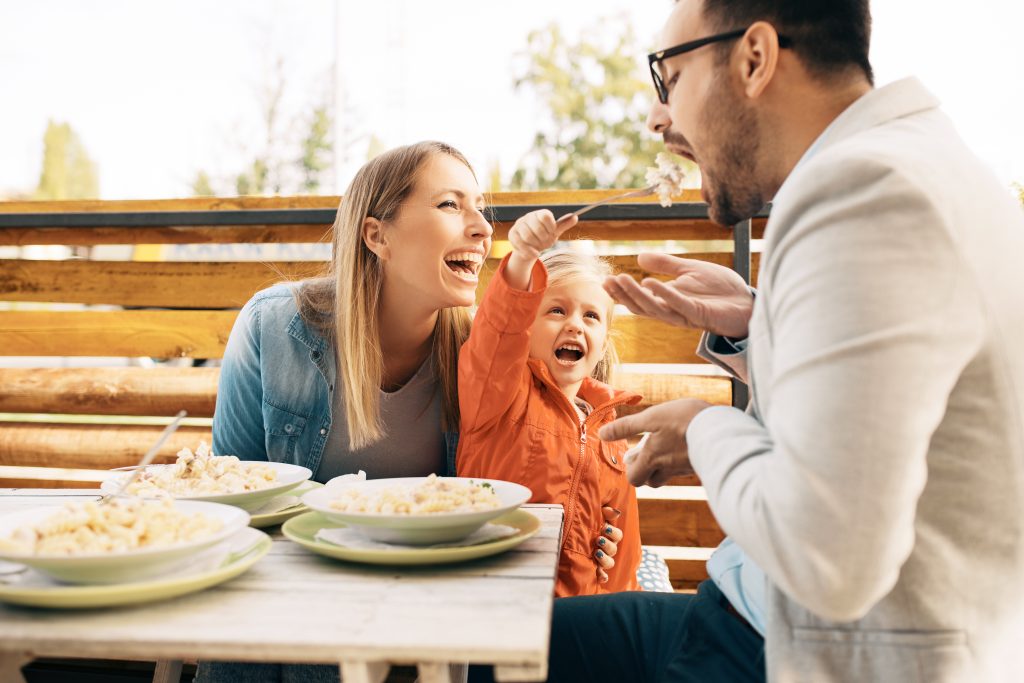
211, 141, 487, 482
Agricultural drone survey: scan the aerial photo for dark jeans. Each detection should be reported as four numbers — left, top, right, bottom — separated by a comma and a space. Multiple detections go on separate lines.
473, 580, 764, 683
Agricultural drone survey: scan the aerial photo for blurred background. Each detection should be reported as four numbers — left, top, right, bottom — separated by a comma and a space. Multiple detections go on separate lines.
1, 0, 1022, 203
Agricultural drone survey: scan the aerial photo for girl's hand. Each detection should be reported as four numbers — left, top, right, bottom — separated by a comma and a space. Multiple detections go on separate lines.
595, 505, 624, 584
508, 209, 578, 263
503, 210, 579, 290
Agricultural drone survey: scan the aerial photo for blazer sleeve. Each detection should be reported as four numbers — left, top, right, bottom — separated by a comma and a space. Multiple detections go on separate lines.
687, 156, 983, 621
458, 255, 547, 433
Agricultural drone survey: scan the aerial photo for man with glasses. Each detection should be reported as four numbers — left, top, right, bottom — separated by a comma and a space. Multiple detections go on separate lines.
545, 0, 1024, 682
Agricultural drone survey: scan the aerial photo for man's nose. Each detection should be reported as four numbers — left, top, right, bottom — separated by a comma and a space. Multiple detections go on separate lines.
647, 97, 671, 133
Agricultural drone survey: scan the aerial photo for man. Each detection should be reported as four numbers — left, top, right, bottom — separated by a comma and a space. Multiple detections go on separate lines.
548, 1, 1024, 681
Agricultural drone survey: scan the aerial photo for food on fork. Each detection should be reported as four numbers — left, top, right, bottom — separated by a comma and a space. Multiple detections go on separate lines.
645, 152, 690, 207
0, 498, 222, 555
125, 441, 278, 496
329, 474, 502, 514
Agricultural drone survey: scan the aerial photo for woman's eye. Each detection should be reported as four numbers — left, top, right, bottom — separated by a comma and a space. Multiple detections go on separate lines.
438, 200, 458, 210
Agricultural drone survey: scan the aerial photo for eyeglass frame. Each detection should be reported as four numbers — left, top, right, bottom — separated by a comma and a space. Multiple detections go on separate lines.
648, 27, 794, 104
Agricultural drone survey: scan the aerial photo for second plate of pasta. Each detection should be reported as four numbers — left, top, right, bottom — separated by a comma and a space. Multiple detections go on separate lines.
302, 475, 532, 545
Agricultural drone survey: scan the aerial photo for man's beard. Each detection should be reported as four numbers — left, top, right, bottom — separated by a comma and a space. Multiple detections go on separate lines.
698, 75, 767, 227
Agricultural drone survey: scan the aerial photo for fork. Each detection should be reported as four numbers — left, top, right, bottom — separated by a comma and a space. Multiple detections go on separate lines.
101, 410, 187, 504
556, 185, 657, 224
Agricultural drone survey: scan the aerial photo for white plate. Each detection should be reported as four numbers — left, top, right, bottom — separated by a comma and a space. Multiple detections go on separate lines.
0, 500, 250, 585
100, 461, 312, 512
302, 476, 532, 545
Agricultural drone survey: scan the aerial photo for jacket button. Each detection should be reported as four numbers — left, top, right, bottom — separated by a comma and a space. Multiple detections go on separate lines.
611, 455, 618, 465
284, 424, 293, 433
320, 428, 327, 436
311, 350, 322, 361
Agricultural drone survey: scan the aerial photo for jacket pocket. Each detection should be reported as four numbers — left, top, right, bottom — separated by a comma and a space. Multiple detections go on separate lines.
261, 401, 308, 464
791, 627, 970, 682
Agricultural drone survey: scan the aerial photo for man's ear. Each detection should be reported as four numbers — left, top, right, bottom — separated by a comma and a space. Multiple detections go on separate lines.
735, 21, 781, 100
362, 217, 389, 260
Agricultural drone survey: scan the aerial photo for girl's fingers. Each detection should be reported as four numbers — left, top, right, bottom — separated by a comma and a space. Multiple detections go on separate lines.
602, 506, 621, 522
602, 523, 624, 544
594, 547, 615, 570
597, 567, 609, 584
596, 535, 618, 557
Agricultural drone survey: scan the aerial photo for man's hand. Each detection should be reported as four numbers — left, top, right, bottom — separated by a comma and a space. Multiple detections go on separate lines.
603, 253, 753, 339
599, 398, 712, 487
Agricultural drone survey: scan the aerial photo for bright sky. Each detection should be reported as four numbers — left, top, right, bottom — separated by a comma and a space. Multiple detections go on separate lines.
1, 0, 1021, 200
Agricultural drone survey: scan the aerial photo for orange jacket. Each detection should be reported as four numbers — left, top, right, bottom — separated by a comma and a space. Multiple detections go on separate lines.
457, 256, 643, 596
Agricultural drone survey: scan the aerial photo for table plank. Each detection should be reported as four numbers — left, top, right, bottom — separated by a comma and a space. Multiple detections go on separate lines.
0, 492, 562, 680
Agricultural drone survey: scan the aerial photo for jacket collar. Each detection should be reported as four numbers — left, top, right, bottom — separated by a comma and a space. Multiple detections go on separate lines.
527, 358, 642, 418
803, 77, 939, 160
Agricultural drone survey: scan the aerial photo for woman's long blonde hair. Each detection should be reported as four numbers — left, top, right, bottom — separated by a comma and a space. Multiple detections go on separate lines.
297, 141, 474, 449
539, 250, 620, 385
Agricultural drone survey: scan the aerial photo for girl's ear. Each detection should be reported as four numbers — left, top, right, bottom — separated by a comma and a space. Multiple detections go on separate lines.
362, 217, 389, 260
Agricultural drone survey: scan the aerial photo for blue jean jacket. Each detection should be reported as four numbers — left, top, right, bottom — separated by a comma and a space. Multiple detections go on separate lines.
212, 284, 458, 478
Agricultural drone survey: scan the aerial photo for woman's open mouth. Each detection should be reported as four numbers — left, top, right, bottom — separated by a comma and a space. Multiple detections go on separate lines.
444, 252, 483, 282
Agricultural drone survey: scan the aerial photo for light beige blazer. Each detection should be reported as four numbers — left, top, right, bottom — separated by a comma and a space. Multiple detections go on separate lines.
689, 77, 1024, 682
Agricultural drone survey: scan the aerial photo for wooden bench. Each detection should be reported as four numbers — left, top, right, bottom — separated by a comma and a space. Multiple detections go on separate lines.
0, 192, 764, 591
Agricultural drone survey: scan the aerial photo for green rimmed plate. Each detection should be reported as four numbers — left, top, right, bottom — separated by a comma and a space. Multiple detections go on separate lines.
282, 509, 540, 566
249, 480, 324, 528
0, 527, 271, 609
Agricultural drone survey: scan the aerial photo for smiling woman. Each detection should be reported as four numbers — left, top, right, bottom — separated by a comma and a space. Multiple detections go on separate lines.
199, 142, 492, 681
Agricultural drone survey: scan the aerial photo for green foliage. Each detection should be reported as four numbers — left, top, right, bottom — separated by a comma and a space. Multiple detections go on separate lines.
510, 15, 673, 190
299, 106, 332, 193
191, 171, 215, 197
34, 120, 100, 200
1013, 182, 1024, 207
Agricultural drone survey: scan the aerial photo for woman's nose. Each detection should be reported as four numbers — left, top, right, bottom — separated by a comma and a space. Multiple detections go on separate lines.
647, 98, 671, 133
467, 208, 493, 239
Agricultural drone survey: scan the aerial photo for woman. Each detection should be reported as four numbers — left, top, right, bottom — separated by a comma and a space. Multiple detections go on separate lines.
199, 142, 628, 683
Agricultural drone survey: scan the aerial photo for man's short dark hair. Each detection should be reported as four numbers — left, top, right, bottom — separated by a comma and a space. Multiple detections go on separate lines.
702, 0, 874, 84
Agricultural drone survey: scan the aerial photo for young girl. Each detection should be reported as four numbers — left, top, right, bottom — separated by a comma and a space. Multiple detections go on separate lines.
457, 209, 643, 596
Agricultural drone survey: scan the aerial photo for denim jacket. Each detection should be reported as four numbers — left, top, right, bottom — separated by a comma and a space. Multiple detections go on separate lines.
212, 284, 458, 478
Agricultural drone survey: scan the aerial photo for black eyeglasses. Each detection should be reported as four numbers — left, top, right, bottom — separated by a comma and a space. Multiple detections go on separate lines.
648, 28, 793, 104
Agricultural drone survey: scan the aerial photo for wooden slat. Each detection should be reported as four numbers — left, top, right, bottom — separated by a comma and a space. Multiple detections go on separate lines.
0, 367, 218, 416
638, 488, 724, 548
0, 218, 765, 247
0, 310, 710, 362
0, 310, 234, 358
615, 372, 731, 413
0, 259, 323, 308
0, 253, 759, 308
0, 423, 212, 470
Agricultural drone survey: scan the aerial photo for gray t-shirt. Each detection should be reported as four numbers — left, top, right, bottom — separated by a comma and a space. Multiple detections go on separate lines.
315, 357, 444, 481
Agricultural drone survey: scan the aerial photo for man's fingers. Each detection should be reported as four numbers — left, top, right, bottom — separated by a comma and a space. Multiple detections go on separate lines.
637, 252, 696, 276
598, 414, 645, 443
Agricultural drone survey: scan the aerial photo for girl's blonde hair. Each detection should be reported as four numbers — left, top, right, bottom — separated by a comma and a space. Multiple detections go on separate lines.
297, 141, 474, 450
538, 250, 620, 384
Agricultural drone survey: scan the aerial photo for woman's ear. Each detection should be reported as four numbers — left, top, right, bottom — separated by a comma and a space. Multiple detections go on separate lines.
362, 217, 389, 260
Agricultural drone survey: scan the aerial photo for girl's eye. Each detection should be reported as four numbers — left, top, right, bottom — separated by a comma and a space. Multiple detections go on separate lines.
548, 307, 564, 315
585, 311, 601, 320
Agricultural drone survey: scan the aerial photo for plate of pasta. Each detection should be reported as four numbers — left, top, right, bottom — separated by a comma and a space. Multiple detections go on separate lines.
0, 498, 249, 585
301, 474, 532, 545
100, 441, 312, 513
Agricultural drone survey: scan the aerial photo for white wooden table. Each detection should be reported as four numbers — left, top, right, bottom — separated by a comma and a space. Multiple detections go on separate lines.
0, 490, 563, 683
